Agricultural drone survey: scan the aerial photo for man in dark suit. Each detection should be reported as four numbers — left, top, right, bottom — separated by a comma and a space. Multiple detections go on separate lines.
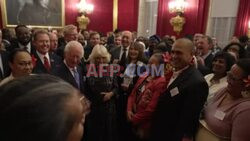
53, 41, 85, 93
8, 25, 34, 53
150, 38, 208, 141
0, 50, 10, 80
56, 25, 78, 58
110, 30, 133, 141
84, 32, 100, 61
31, 29, 62, 74
110, 31, 133, 68
196, 35, 214, 75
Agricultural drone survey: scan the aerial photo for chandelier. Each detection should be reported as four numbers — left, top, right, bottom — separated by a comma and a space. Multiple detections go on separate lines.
168, 0, 188, 14
76, 0, 94, 14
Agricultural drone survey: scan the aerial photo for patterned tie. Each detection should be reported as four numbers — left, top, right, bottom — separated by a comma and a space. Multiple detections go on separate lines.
43, 56, 51, 71
73, 68, 80, 88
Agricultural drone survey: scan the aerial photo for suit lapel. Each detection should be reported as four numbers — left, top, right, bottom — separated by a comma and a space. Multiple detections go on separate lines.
63, 63, 78, 87
167, 66, 194, 91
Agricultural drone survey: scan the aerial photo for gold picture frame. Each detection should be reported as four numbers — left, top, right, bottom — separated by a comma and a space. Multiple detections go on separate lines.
0, 0, 65, 28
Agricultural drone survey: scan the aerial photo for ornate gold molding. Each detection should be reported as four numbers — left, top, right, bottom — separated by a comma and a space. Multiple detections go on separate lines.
113, 0, 118, 31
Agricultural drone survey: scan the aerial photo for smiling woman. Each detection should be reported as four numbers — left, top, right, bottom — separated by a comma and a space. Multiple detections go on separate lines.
196, 59, 250, 141
204, 51, 236, 102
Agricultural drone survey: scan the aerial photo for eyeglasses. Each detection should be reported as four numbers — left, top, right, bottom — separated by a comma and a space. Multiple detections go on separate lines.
227, 72, 242, 82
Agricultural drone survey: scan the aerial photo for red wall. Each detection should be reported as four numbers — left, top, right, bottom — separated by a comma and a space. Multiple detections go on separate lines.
157, 0, 210, 37
0, 0, 138, 34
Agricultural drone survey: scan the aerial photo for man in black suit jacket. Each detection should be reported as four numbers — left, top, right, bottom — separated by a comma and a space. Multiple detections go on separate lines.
8, 25, 34, 53
110, 31, 133, 68
110, 31, 134, 141
84, 32, 100, 61
0, 50, 10, 80
196, 35, 214, 75
31, 29, 62, 74
56, 25, 78, 58
150, 38, 208, 141
53, 41, 85, 93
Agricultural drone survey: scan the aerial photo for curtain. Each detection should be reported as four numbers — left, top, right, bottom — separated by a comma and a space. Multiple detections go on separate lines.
209, 17, 236, 47
137, 0, 159, 37
118, 0, 139, 31
156, 0, 210, 37
234, 0, 250, 36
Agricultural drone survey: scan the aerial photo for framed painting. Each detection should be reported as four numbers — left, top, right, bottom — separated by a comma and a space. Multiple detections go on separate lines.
0, 0, 65, 28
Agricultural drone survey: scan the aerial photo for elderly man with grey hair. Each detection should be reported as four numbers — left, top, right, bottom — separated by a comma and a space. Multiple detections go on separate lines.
53, 40, 85, 93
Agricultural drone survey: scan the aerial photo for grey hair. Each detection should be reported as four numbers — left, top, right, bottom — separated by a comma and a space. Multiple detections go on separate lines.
64, 41, 84, 58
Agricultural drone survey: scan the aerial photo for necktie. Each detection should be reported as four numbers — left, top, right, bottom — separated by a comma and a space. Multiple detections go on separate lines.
120, 48, 127, 67
43, 56, 51, 71
73, 68, 80, 88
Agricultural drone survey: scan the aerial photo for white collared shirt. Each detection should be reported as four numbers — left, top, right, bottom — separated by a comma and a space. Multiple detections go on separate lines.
36, 51, 50, 65
63, 60, 77, 77
119, 46, 130, 60
18, 42, 31, 53
205, 73, 228, 102
167, 65, 189, 88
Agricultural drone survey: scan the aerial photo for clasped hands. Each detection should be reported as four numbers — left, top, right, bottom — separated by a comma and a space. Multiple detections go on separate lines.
100, 91, 114, 102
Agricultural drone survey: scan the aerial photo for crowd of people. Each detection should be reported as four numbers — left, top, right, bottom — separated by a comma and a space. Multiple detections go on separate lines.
0, 24, 250, 141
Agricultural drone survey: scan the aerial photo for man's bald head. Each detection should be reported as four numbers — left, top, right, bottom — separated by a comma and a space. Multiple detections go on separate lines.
171, 38, 194, 71
174, 38, 194, 53
121, 31, 133, 48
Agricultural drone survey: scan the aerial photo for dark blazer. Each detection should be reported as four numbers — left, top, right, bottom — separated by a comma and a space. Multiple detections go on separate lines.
84, 45, 94, 61
31, 51, 62, 74
8, 39, 35, 54
110, 46, 122, 62
0, 51, 10, 79
150, 66, 208, 141
198, 53, 214, 76
53, 63, 85, 93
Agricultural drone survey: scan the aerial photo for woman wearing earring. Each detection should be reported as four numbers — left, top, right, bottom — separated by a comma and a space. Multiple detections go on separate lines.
196, 59, 250, 141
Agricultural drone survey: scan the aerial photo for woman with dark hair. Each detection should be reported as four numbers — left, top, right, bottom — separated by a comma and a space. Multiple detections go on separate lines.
0, 48, 33, 86
0, 74, 88, 141
223, 42, 246, 59
122, 41, 147, 93
196, 59, 250, 141
204, 51, 236, 102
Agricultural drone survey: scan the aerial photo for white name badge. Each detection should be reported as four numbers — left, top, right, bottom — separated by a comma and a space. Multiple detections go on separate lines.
214, 110, 226, 120
170, 87, 179, 97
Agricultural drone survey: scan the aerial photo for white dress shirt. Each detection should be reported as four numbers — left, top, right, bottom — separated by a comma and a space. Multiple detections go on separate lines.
36, 51, 50, 65
119, 46, 130, 60
18, 42, 31, 53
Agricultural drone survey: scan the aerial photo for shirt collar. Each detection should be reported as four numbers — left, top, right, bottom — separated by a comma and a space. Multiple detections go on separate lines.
36, 51, 49, 61
63, 60, 77, 71
18, 42, 31, 52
